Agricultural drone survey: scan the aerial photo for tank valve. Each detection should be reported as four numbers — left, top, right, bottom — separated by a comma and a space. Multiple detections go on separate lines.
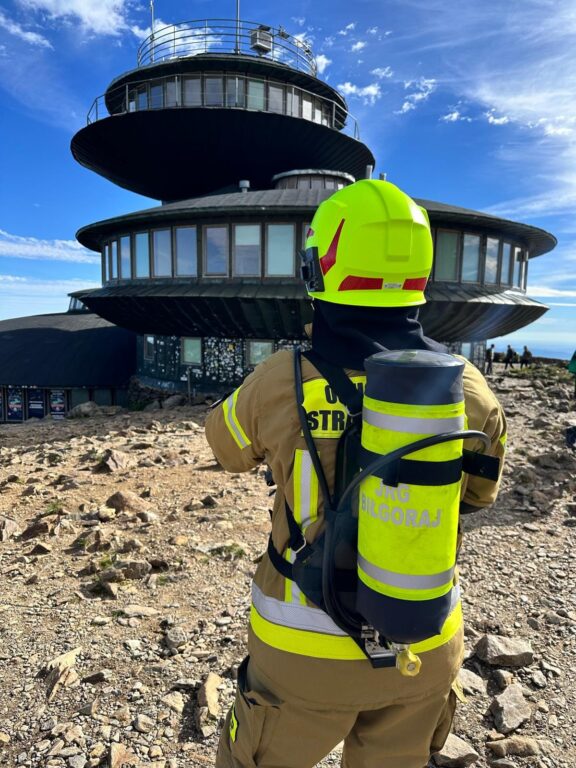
396, 648, 422, 677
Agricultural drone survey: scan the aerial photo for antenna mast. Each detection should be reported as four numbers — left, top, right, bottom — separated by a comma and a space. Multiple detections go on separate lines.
235, 0, 240, 53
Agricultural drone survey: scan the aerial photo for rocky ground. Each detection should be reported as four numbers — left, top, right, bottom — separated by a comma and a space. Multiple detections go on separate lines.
0, 363, 575, 768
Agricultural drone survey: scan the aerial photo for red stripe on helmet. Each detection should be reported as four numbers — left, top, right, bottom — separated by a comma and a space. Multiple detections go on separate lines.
319, 219, 345, 275
402, 277, 428, 291
338, 276, 384, 291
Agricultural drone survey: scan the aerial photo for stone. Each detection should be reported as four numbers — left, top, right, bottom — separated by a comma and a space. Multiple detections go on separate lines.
67, 401, 102, 418
164, 626, 188, 652
105, 490, 152, 515
115, 559, 152, 580
162, 394, 186, 409
94, 449, 135, 473
490, 684, 532, 734
458, 668, 486, 695
486, 736, 550, 757
0, 515, 20, 541
475, 635, 534, 667
197, 672, 223, 719
68, 756, 87, 768
160, 691, 185, 714
0, 732, 11, 744
121, 604, 159, 618
133, 713, 155, 733
432, 733, 479, 766
108, 743, 140, 767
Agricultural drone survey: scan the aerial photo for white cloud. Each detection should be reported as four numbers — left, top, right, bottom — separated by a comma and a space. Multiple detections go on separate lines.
337, 81, 381, 106
441, 110, 472, 123
396, 77, 436, 114
291, 17, 306, 27
351, 41, 366, 52
0, 276, 100, 321
338, 22, 356, 36
0, 8, 52, 47
485, 110, 510, 126
0, 230, 99, 264
367, 26, 378, 35
371, 66, 393, 79
315, 54, 332, 75
18, 0, 130, 36
526, 285, 576, 298
130, 19, 222, 58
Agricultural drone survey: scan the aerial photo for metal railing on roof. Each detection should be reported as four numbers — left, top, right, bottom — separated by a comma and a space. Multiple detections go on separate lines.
136, 19, 317, 76
85, 71, 361, 140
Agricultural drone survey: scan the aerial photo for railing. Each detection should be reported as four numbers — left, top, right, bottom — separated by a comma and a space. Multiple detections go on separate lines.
85, 71, 361, 140
136, 19, 317, 76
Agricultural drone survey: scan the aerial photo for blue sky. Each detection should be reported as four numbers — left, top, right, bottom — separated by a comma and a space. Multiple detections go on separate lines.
0, 0, 575, 359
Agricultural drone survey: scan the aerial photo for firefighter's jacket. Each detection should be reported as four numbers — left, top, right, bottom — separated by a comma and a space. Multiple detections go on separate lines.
205, 350, 506, 704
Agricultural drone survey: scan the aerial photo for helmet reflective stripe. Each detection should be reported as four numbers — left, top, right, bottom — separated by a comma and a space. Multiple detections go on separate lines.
285, 449, 318, 605
250, 583, 463, 659
363, 407, 465, 435
223, 388, 251, 449
358, 554, 455, 591
304, 179, 433, 308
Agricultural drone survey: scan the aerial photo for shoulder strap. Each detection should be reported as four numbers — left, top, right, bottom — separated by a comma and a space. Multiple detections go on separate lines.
303, 349, 363, 417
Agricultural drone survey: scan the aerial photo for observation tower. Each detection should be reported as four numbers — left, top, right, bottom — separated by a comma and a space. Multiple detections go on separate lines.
70, 16, 556, 393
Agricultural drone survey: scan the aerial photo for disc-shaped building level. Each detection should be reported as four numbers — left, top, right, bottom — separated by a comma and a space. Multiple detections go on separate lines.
69, 18, 555, 392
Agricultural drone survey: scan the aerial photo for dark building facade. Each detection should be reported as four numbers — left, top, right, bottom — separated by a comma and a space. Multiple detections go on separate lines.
69, 18, 556, 394
0, 302, 136, 422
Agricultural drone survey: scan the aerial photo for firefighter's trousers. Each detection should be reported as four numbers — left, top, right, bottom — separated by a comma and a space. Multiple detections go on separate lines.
215, 627, 463, 768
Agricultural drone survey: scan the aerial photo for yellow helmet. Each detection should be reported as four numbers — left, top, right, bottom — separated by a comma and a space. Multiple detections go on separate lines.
301, 179, 432, 307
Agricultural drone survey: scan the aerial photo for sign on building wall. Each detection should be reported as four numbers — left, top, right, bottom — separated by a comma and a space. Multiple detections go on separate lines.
50, 390, 66, 419
27, 388, 46, 420
7, 388, 24, 422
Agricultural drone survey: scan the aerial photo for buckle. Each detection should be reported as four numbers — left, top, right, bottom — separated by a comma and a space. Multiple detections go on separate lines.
292, 535, 308, 554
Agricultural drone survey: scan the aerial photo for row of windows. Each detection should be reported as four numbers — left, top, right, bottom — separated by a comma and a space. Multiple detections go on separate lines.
433, 230, 527, 288
144, 336, 274, 368
103, 225, 528, 288
118, 73, 346, 130
103, 223, 300, 281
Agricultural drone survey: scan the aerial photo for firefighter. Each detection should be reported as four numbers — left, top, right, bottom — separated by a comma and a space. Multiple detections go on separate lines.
205, 179, 506, 768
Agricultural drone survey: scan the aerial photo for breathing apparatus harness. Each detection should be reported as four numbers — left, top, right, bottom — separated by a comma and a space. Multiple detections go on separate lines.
267, 347, 500, 675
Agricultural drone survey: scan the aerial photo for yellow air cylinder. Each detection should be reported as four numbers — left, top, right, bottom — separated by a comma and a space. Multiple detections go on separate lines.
357, 350, 465, 644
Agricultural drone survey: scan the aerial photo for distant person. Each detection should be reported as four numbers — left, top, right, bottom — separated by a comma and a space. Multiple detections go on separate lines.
485, 343, 495, 375
569, 350, 576, 398
504, 344, 516, 371
520, 346, 533, 369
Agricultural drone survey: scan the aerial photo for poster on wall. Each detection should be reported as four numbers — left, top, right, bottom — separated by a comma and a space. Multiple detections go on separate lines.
7, 388, 24, 422
27, 388, 46, 420
49, 390, 66, 419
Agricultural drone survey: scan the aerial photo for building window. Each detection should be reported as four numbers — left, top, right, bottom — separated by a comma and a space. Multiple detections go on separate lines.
165, 78, 180, 107
484, 237, 499, 284
205, 76, 224, 106
136, 85, 148, 110
183, 77, 201, 106
302, 94, 313, 121
135, 232, 150, 278
266, 224, 295, 276
175, 227, 197, 276
120, 235, 131, 278
181, 337, 202, 365
462, 234, 480, 282
205, 225, 229, 275
247, 340, 274, 367
144, 335, 155, 360
233, 224, 261, 276
513, 247, 524, 287
152, 229, 172, 277
102, 248, 108, 283
435, 231, 459, 281
500, 243, 512, 285
110, 240, 118, 280
247, 80, 265, 110
269, 84, 284, 113
150, 83, 164, 109
226, 76, 246, 107
286, 88, 300, 117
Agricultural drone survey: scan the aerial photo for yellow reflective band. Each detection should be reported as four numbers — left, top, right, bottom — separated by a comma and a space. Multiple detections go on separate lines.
499, 432, 507, 448
250, 604, 366, 660
230, 705, 238, 742
223, 388, 251, 449
286, 450, 319, 605
363, 396, 465, 420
